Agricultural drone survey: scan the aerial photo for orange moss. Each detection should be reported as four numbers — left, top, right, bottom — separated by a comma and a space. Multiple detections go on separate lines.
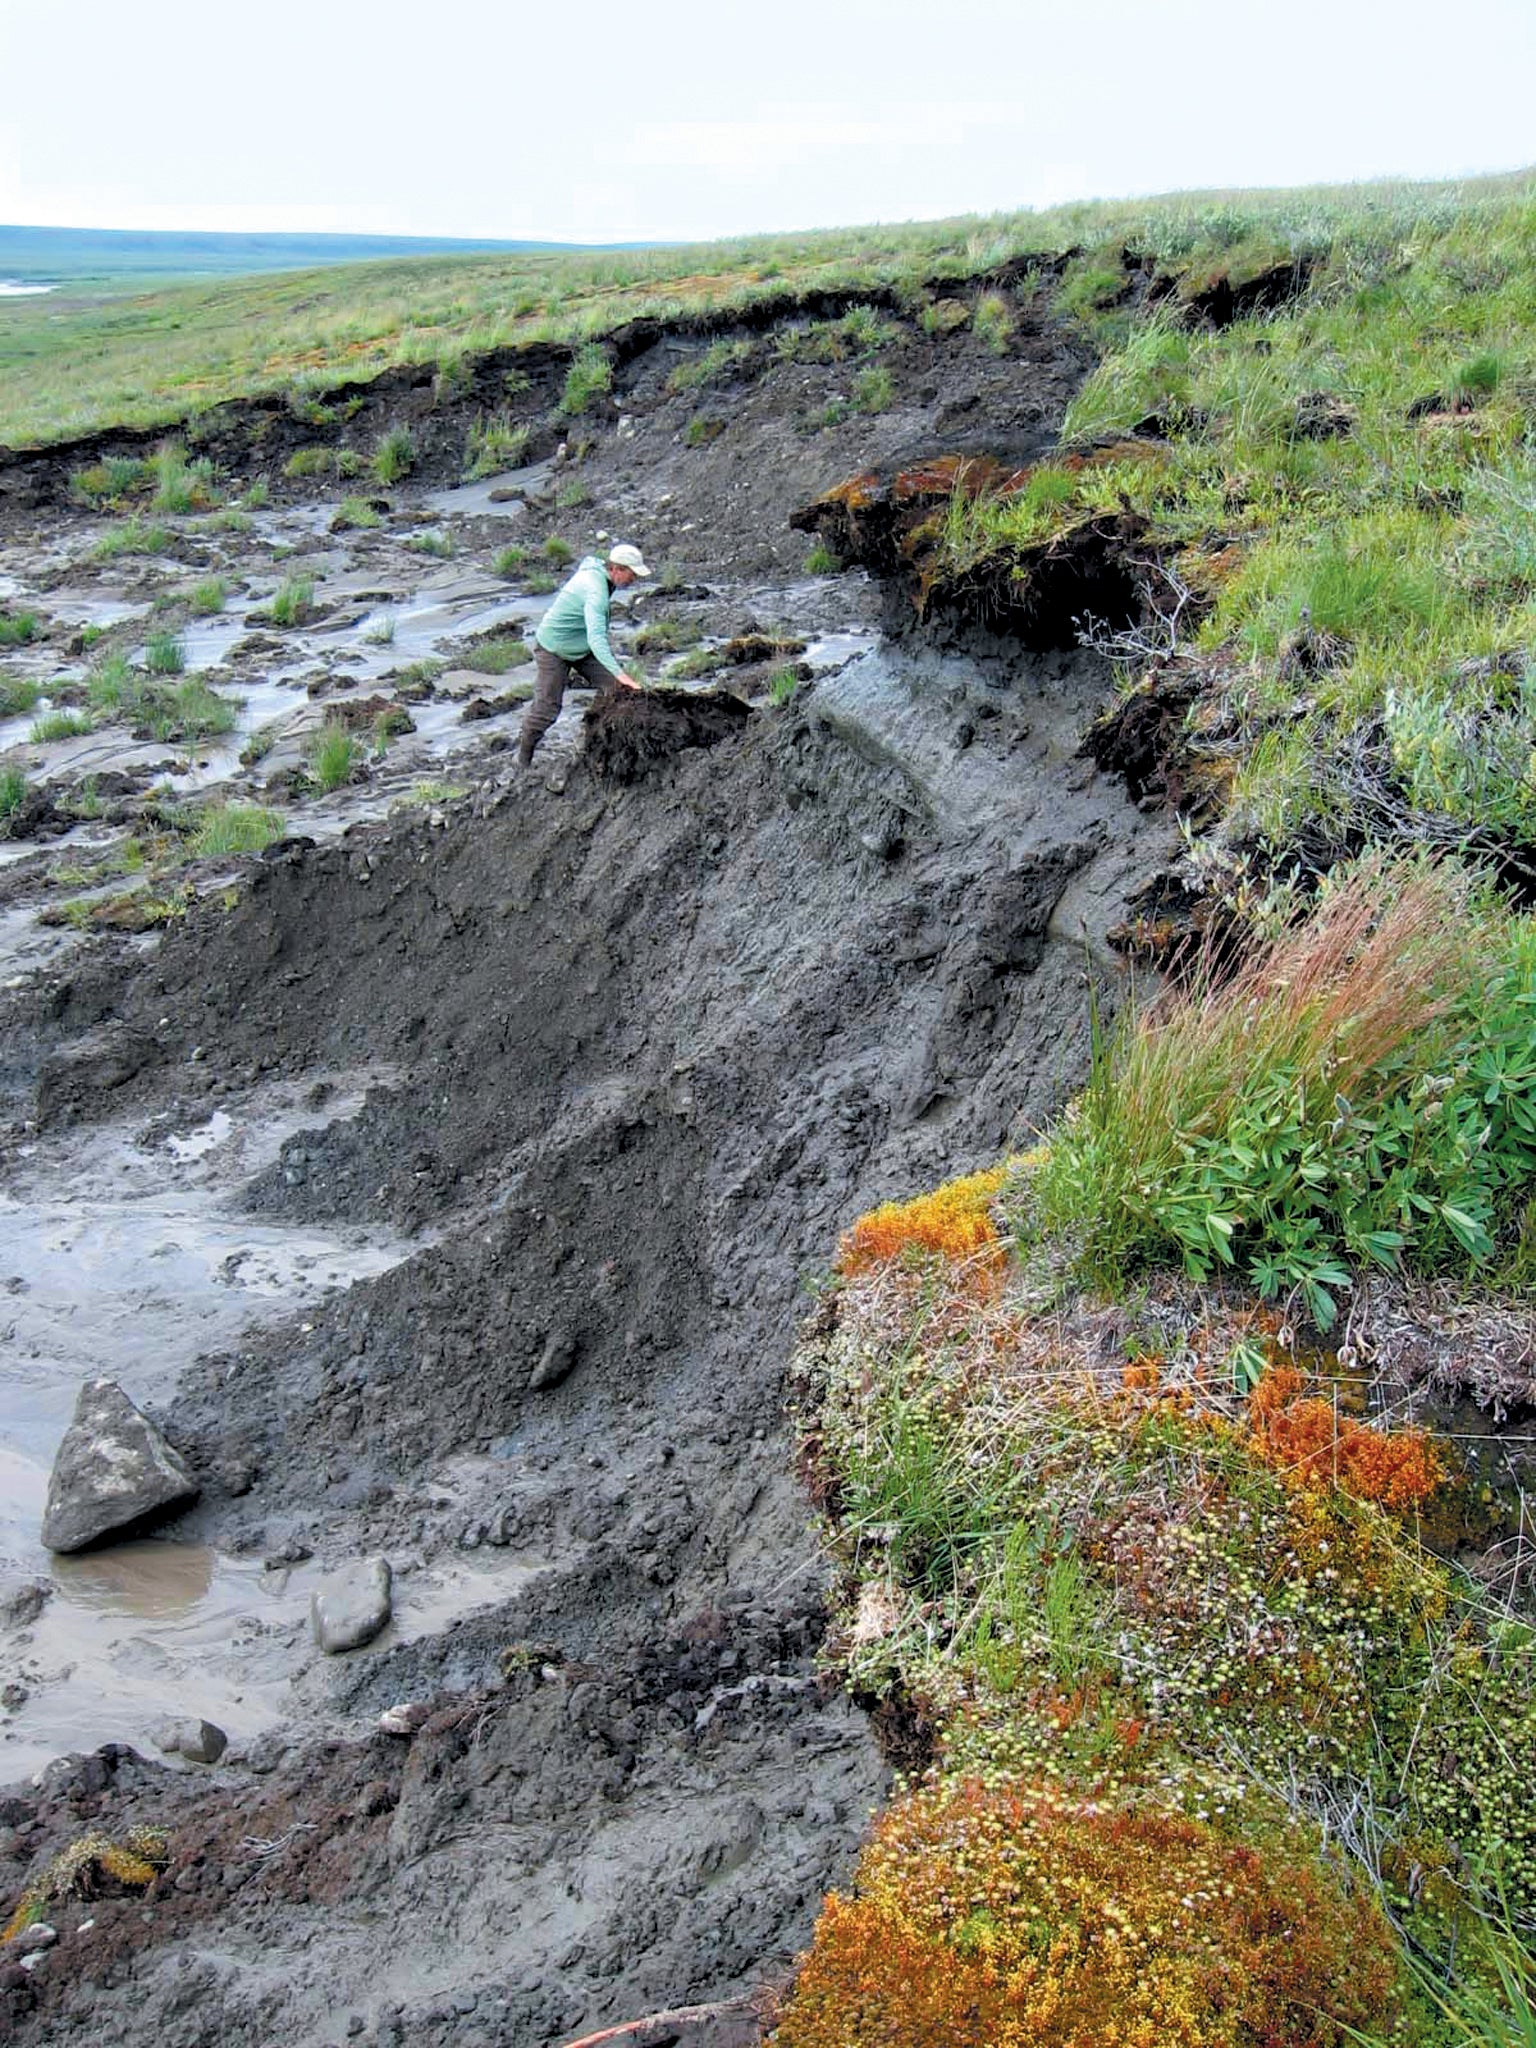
772, 1779, 1404, 2048
821, 470, 881, 511
3, 1827, 169, 1942
837, 1167, 1008, 1280
891, 454, 1012, 502
1246, 1366, 1444, 1511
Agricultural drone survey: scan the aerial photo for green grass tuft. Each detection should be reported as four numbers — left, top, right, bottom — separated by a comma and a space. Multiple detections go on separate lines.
457, 635, 530, 675
266, 577, 316, 627
559, 343, 612, 416
143, 629, 186, 676
135, 678, 240, 742
372, 427, 416, 484
0, 610, 41, 647
187, 803, 284, 858
30, 708, 93, 742
305, 721, 360, 791
91, 518, 173, 560
334, 495, 382, 530
0, 672, 43, 718
464, 413, 530, 478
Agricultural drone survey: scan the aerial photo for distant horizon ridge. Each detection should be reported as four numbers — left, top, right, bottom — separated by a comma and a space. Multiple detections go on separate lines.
0, 223, 661, 286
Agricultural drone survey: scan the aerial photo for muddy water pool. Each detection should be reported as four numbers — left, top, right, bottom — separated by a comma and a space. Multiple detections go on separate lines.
0, 1071, 539, 1780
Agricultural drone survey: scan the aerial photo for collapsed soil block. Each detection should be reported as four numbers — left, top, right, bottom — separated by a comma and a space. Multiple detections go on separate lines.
584, 688, 751, 783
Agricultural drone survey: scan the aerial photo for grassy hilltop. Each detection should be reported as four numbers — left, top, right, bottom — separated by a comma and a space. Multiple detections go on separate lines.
4, 168, 1536, 2044
0, 170, 1527, 449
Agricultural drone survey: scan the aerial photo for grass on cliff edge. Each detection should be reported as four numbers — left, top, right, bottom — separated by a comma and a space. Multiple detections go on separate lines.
928, 174, 1536, 877
0, 170, 1528, 448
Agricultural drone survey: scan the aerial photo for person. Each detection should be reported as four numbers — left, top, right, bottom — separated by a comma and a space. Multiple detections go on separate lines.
517, 542, 651, 767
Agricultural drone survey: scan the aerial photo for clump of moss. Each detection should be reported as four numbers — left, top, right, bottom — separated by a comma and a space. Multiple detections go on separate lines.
774, 1777, 1411, 2048
838, 1165, 1009, 1281
4, 1826, 170, 1939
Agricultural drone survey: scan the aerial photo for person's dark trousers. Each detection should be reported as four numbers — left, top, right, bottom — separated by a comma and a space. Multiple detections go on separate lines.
518, 647, 618, 764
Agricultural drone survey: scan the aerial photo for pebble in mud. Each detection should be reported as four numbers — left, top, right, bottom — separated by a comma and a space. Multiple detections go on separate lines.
528, 1326, 578, 1391
152, 1716, 228, 1765
310, 1556, 393, 1653
378, 1701, 432, 1737
0, 1580, 48, 1630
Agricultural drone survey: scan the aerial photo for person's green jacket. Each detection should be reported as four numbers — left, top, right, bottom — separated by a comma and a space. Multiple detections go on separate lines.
534, 555, 622, 678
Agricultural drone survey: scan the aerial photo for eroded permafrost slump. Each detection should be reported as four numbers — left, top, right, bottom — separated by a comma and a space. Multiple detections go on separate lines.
0, 262, 1161, 2045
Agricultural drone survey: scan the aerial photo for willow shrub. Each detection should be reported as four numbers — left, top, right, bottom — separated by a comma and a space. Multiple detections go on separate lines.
1032, 859, 1536, 1325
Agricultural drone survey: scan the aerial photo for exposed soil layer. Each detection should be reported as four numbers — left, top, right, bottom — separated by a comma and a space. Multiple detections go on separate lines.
582, 688, 753, 783
0, 287, 1175, 2047
790, 457, 1150, 645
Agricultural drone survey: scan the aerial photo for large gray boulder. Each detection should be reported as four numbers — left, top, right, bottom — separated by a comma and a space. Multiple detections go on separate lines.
41, 1378, 199, 1553
311, 1557, 393, 1654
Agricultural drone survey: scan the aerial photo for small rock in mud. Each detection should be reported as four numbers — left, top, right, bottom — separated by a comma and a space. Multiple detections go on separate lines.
42, 1378, 199, 1553
529, 1326, 579, 1392
152, 1716, 228, 1765
378, 1701, 433, 1738
0, 1577, 50, 1628
310, 1556, 393, 1653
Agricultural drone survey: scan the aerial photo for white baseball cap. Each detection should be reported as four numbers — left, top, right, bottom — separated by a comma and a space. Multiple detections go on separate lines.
607, 543, 652, 578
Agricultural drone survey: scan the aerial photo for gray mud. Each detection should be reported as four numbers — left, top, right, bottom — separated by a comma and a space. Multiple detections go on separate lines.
0, 289, 1168, 2046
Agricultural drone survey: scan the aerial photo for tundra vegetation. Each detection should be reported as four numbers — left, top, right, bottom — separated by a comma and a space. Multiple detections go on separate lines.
769, 174, 1536, 2047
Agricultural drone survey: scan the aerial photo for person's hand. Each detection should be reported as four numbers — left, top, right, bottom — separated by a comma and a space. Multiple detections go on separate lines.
615, 671, 641, 692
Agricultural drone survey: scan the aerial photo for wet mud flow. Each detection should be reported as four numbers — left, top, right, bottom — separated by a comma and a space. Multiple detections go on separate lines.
0, 295, 1171, 2044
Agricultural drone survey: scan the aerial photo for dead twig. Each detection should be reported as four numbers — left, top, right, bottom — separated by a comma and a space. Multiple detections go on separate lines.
556, 1992, 761, 2048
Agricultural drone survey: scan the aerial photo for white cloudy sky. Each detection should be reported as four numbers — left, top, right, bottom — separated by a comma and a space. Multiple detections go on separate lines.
1, 0, 1531, 242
